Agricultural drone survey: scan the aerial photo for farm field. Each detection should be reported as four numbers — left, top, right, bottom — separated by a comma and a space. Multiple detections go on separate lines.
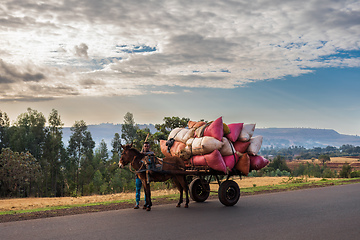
287, 156, 360, 171
0, 176, 320, 212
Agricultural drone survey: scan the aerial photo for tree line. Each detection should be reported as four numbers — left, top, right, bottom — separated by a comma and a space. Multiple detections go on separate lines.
0, 109, 189, 198
1, 108, 359, 198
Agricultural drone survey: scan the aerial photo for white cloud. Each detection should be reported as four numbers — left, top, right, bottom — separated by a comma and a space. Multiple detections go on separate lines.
0, 0, 359, 101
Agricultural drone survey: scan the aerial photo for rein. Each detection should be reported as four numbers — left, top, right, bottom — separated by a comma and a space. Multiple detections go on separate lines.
123, 147, 185, 172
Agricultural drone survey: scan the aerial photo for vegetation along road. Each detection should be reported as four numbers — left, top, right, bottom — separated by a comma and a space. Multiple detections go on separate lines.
1, 183, 359, 240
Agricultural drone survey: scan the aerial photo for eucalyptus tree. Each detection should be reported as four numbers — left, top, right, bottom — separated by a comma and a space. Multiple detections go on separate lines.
0, 110, 10, 152
67, 120, 95, 195
9, 108, 46, 160
42, 109, 64, 196
121, 112, 138, 144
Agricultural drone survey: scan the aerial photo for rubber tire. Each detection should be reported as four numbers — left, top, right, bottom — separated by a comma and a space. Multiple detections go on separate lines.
189, 178, 210, 202
218, 180, 240, 206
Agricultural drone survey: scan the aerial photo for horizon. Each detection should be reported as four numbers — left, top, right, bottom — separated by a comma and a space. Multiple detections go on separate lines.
1, 1, 359, 136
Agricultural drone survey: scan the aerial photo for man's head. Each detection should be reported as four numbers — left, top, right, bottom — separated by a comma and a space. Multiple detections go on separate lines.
143, 142, 150, 152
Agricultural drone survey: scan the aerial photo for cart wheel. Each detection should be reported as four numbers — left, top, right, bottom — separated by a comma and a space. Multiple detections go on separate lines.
189, 178, 210, 202
218, 180, 240, 206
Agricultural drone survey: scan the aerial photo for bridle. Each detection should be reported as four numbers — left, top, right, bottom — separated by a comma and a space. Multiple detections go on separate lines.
120, 148, 146, 173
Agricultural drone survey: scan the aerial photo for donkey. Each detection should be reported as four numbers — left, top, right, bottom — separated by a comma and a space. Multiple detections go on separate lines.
118, 143, 189, 211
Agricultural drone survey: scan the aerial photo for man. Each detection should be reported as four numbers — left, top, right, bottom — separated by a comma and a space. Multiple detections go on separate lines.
134, 142, 154, 209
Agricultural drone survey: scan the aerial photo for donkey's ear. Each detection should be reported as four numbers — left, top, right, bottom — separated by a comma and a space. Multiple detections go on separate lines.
130, 142, 133, 148
120, 144, 124, 149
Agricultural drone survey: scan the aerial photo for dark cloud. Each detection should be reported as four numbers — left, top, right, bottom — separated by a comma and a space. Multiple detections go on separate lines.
74, 43, 89, 59
167, 34, 237, 64
79, 78, 105, 87
0, 59, 46, 84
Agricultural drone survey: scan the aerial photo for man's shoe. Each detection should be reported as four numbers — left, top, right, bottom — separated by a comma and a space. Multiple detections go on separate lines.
134, 205, 139, 209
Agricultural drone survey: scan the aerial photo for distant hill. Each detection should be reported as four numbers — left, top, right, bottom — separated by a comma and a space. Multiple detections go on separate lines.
62, 124, 360, 149
62, 123, 156, 148
253, 128, 360, 148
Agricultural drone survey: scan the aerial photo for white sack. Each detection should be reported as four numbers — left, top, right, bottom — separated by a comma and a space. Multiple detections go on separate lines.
247, 135, 263, 155
168, 128, 195, 143
185, 137, 224, 155
238, 123, 256, 142
219, 137, 236, 156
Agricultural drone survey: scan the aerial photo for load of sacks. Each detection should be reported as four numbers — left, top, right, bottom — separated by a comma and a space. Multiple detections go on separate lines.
160, 116, 269, 175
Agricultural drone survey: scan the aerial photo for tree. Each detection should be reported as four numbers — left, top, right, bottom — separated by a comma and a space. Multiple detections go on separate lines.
0, 148, 41, 197
93, 170, 104, 194
154, 116, 190, 139
339, 163, 352, 178
0, 110, 10, 151
67, 120, 95, 195
111, 133, 122, 155
266, 155, 291, 172
10, 108, 46, 160
121, 112, 138, 144
42, 109, 64, 196
318, 154, 331, 165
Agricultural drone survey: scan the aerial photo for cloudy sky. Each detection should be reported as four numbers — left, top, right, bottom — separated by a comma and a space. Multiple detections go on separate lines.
1, 0, 360, 135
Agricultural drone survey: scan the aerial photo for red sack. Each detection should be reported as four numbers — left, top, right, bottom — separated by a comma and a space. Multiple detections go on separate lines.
190, 150, 227, 173
226, 123, 243, 142
223, 154, 239, 170
203, 117, 224, 141
249, 155, 269, 170
233, 141, 251, 153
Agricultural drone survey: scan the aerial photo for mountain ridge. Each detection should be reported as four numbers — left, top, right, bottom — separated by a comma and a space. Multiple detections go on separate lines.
62, 124, 360, 149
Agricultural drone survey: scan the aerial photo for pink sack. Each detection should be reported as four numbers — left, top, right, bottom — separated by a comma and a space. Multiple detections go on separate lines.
223, 154, 239, 170
249, 155, 269, 170
203, 117, 224, 141
191, 150, 227, 173
225, 123, 243, 142
233, 141, 251, 153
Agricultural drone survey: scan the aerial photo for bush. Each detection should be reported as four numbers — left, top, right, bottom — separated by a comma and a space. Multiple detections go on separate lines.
350, 171, 360, 178
339, 163, 352, 178
322, 168, 336, 178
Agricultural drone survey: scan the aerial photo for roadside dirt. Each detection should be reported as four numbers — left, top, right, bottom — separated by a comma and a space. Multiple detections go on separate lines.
2, 177, 359, 223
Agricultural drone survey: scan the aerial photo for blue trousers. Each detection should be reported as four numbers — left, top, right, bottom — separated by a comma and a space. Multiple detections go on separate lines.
135, 177, 146, 204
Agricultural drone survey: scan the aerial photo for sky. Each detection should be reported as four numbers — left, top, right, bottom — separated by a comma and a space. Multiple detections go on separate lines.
0, 0, 360, 135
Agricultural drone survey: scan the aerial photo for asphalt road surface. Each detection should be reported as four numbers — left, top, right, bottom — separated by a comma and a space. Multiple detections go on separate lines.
1, 183, 360, 240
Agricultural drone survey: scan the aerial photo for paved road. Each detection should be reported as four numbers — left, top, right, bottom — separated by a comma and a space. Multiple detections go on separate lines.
1, 183, 360, 240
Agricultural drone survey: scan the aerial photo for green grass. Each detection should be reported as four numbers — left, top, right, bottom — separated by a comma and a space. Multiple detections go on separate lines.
0, 199, 134, 216
1, 178, 359, 216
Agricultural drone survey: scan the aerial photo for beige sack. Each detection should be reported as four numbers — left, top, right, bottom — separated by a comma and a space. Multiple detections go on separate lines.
247, 135, 263, 155
219, 137, 236, 156
168, 128, 195, 144
186, 137, 224, 155
238, 123, 256, 142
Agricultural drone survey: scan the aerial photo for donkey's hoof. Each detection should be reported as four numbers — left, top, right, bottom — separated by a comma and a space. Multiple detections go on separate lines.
185, 204, 189, 208
146, 207, 151, 211
176, 204, 181, 208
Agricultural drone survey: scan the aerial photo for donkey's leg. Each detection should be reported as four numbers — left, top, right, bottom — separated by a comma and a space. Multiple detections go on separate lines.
141, 177, 151, 211
181, 176, 189, 208
145, 182, 152, 211
173, 178, 183, 208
